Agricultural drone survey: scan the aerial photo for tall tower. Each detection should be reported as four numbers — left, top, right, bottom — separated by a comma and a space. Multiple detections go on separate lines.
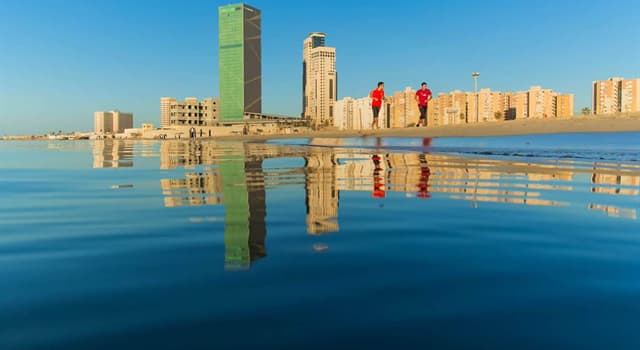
303, 33, 337, 128
219, 4, 261, 122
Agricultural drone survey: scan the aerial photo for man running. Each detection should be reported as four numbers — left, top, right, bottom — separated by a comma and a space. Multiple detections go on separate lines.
415, 82, 432, 127
370, 82, 385, 129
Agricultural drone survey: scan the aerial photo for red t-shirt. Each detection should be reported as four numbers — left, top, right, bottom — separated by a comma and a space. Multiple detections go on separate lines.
416, 89, 432, 106
371, 89, 385, 108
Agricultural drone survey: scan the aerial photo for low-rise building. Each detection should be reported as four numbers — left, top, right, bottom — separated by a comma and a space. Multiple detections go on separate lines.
160, 97, 220, 127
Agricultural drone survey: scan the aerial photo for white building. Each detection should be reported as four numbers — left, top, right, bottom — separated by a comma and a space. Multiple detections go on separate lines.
303, 33, 337, 128
334, 96, 388, 131
94, 111, 133, 134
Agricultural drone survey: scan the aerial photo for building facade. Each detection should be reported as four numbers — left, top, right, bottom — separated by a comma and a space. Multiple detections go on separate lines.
162, 97, 219, 127
219, 4, 261, 122
303, 33, 337, 128
592, 77, 640, 115
556, 94, 575, 118
390, 87, 419, 128
334, 96, 388, 130
94, 111, 133, 134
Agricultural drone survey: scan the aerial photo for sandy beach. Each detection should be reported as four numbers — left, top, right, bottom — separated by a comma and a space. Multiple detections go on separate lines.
218, 113, 640, 141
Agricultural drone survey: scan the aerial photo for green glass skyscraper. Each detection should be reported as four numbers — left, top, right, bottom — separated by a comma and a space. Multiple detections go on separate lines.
219, 4, 261, 122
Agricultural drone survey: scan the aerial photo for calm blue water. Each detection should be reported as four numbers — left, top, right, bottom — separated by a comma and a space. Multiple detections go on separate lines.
1, 133, 640, 349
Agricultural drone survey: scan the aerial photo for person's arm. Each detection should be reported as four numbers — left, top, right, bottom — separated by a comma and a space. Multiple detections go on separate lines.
415, 92, 420, 104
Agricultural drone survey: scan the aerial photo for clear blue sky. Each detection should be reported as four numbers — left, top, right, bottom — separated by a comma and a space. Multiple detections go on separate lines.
1, 0, 639, 135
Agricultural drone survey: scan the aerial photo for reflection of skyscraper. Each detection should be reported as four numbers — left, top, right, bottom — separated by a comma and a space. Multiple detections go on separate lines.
93, 140, 134, 168
219, 4, 261, 122
305, 152, 339, 234
220, 155, 267, 270
158, 140, 267, 270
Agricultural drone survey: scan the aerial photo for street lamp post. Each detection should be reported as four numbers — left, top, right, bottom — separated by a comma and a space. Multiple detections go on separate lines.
472, 72, 480, 123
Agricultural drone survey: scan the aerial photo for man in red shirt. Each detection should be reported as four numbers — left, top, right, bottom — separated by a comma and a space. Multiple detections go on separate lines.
415, 82, 432, 127
370, 82, 385, 129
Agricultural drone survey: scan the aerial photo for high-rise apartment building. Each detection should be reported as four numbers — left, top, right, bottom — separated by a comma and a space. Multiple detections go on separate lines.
527, 86, 556, 119
303, 33, 337, 128
160, 97, 175, 128
621, 79, 640, 113
219, 4, 261, 122
593, 78, 623, 115
390, 87, 419, 128
161, 97, 219, 127
509, 91, 529, 119
94, 111, 133, 134
556, 94, 575, 118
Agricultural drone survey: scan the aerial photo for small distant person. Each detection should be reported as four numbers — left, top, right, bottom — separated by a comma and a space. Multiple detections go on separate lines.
370, 82, 385, 129
415, 82, 432, 127
209, 129, 212, 137
200, 129, 203, 138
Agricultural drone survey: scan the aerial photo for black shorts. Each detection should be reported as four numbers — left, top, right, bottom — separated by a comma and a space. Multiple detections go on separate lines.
372, 106, 381, 118
419, 105, 428, 119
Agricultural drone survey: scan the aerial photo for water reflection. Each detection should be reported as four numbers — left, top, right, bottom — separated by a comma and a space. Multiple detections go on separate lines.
93, 140, 134, 168
93, 138, 640, 269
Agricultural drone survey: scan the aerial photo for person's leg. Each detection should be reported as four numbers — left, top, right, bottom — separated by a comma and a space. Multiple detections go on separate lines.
423, 105, 429, 127
418, 106, 426, 127
372, 107, 380, 129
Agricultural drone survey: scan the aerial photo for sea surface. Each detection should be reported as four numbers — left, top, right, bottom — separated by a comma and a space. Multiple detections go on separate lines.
1, 132, 640, 349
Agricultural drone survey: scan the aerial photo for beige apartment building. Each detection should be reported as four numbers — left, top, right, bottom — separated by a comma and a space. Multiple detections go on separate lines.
303, 33, 337, 128
592, 77, 640, 115
390, 87, 419, 128
94, 111, 133, 134
593, 78, 623, 115
334, 96, 389, 130
556, 93, 575, 118
621, 78, 640, 113
527, 86, 556, 119
160, 97, 219, 127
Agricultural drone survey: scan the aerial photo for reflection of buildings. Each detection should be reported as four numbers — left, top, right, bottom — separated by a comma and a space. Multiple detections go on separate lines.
93, 140, 134, 168
150, 139, 640, 270
591, 172, 640, 196
305, 152, 339, 234
589, 204, 637, 220
160, 142, 267, 270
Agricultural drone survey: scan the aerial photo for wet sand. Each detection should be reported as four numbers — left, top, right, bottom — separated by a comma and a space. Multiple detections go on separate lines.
218, 113, 640, 141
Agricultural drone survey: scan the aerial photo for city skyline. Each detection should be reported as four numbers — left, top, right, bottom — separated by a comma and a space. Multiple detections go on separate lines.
1, 0, 639, 135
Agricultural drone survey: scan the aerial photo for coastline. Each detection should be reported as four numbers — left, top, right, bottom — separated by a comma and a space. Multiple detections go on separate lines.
218, 114, 640, 141
3, 114, 640, 142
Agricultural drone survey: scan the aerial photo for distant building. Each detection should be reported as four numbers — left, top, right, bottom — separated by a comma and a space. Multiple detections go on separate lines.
527, 86, 555, 119
334, 96, 387, 130
556, 94, 575, 118
219, 4, 261, 122
160, 97, 175, 128
303, 32, 337, 128
390, 87, 419, 128
593, 77, 640, 115
161, 97, 219, 127
94, 111, 133, 134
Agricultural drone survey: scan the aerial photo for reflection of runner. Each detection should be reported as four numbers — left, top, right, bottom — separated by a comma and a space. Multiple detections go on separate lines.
417, 154, 431, 199
372, 154, 386, 198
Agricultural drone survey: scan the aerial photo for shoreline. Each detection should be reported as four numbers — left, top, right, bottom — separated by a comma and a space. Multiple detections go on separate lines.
4, 114, 640, 142
218, 114, 640, 142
